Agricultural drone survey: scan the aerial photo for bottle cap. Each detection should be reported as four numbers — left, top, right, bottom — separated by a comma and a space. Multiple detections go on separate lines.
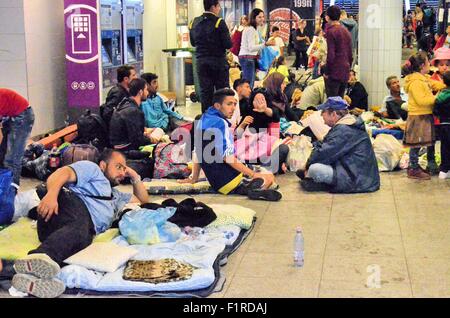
296, 227, 302, 233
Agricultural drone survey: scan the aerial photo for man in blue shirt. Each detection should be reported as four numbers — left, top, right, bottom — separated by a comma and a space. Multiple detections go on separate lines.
180, 88, 282, 201
141, 73, 189, 132
1, 149, 149, 298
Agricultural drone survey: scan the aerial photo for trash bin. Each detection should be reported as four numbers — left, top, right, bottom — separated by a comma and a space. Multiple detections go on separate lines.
167, 56, 186, 107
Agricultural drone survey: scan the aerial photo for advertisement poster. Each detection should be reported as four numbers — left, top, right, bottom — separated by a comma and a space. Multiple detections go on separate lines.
268, 0, 316, 43
64, 0, 100, 108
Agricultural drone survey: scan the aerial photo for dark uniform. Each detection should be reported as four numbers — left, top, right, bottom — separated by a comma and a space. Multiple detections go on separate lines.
189, 12, 232, 113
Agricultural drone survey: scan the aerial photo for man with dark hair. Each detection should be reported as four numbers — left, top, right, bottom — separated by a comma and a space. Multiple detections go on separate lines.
180, 88, 282, 201
297, 97, 380, 193
0, 149, 148, 298
101, 65, 138, 127
109, 78, 155, 152
189, 0, 233, 113
323, 5, 353, 98
380, 76, 408, 120
230, 79, 252, 128
140, 73, 188, 132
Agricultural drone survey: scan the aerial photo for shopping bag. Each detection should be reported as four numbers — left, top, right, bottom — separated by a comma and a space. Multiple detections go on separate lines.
257, 46, 279, 72
287, 135, 313, 172
373, 134, 404, 172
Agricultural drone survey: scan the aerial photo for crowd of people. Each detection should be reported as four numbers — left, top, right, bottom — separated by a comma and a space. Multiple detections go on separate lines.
1, 0, 450, 298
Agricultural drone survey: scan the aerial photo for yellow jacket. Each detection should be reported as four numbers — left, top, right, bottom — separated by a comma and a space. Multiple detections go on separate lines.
404, 72, 437, 115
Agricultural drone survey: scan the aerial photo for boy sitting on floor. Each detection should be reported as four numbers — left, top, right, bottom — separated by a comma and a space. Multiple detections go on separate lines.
179, 89, 282, 201
141, 73, 190, 132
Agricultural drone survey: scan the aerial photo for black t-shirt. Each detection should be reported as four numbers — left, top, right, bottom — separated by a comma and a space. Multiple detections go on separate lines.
294, 29, 308, 51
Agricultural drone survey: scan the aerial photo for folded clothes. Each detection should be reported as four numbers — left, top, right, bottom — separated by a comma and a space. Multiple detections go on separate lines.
123, 259, 196, 284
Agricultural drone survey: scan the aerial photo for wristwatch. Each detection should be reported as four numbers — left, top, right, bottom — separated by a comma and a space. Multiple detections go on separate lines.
130, 175, 142, 185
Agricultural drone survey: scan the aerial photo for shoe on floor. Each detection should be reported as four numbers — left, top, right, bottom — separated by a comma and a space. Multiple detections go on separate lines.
12, 274, 65, 298
13, 254, 60, 279
247, 189, 282, 202
295, 169, 305, 180
300, 178, 331, 192
407, 168, 431, 180
438, 171, 450, 179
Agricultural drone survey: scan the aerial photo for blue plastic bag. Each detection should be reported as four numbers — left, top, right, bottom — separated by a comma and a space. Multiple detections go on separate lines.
0, 169, 15, 225
258, 46, 279, 72
119, 207, 181, 245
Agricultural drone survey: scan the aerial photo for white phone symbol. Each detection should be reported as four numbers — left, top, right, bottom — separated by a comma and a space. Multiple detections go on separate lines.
71, 14, 92, 54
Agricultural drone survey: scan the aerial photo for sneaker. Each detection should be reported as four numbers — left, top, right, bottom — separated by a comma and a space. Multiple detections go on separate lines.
407, 168, 431, 180
438, 171, 450, 179
12, 274, 65, 298
247, 189, 282, 202
300, 178, 331, 192
295, 169, 306, 180
13, 254, 60, 279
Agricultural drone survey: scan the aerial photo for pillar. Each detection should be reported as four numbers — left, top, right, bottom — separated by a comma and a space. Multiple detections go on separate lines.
359, 0, 403, 108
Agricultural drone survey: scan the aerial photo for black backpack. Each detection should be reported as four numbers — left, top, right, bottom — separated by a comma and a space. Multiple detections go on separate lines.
74, 110, 109, 150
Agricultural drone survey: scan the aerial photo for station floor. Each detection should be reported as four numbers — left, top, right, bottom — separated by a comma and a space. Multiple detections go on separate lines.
3, 98, 449, 298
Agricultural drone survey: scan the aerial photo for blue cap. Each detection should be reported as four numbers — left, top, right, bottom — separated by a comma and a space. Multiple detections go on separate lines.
317, 96, 349, 111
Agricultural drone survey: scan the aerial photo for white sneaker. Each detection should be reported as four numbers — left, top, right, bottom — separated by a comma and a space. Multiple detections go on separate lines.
12, 274, 65, 298
438, 171, 450, 179
14, 254, 60, 279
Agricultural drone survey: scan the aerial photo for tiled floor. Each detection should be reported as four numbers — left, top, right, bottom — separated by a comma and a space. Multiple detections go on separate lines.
10, 167, 450, 298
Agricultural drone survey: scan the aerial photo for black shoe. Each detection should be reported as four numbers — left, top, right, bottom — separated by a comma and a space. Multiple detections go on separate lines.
295, 169, 305, 180
246, 178, 265, 191
300, 178, 331, 192
247, 189, 282, 202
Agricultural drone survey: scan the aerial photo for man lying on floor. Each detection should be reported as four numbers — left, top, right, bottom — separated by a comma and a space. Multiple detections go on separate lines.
296, 96, 380, 193
179, 88, 282, 201
0, 149, 149, 298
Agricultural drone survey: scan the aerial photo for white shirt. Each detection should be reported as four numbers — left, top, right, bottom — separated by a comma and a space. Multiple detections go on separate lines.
239, 26, 265, 56
269, 36, 285, 56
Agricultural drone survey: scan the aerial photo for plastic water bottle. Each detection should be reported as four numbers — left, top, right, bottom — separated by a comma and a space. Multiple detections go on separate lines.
294, 227, 304, 267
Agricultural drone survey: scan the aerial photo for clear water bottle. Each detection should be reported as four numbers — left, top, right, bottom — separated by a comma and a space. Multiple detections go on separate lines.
294, 227, 304, 267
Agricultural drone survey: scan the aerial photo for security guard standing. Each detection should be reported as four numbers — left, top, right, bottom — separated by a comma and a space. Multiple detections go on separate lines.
190, 0, 232, 113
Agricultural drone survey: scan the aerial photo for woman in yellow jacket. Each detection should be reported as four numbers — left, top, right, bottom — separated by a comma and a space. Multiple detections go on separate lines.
402, 51, 440, 180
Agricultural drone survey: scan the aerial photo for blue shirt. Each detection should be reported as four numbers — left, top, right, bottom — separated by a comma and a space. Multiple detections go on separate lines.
196, 107, 242, 194
141, 94, 183, 130
68, 161, 132, 234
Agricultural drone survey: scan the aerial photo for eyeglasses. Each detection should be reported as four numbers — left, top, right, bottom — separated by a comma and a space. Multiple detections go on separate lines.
114, 163, 127, 173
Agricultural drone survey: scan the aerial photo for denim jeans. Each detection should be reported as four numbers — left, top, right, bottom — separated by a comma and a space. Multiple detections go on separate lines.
409, 146, 435, 169
239, 57, 256, 88
0, 107, 35, 187
307, 163, 335, 184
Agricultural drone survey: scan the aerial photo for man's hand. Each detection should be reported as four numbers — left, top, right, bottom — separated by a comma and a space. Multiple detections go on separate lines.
37, 193, 59, 222
125, 166, 140, 182
239, 116, 254, 129
265, 38, 275, 46
177, 177, 198, 185
252, 172, 275, 190
253, 94, 268, 113
0, 128, 3, 145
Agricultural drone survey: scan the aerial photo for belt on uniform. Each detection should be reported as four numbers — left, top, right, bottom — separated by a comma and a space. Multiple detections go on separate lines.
239, 55, 258, 59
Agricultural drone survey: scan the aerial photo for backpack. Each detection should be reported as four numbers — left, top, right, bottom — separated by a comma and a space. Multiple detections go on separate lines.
0, 169, 15, 225
230, 29, 243, 56
62, 144, 100, 166
74, 110, 109, 150
153, 142, 191, 179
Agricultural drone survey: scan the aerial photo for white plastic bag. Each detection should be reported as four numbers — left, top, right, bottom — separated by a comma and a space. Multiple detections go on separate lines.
373, 134, 404, 172
287, 135, 313, 172
13, 190, 40, 222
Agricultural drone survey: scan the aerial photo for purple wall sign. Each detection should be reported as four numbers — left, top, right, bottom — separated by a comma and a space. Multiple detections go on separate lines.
64, 0, 100, 108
